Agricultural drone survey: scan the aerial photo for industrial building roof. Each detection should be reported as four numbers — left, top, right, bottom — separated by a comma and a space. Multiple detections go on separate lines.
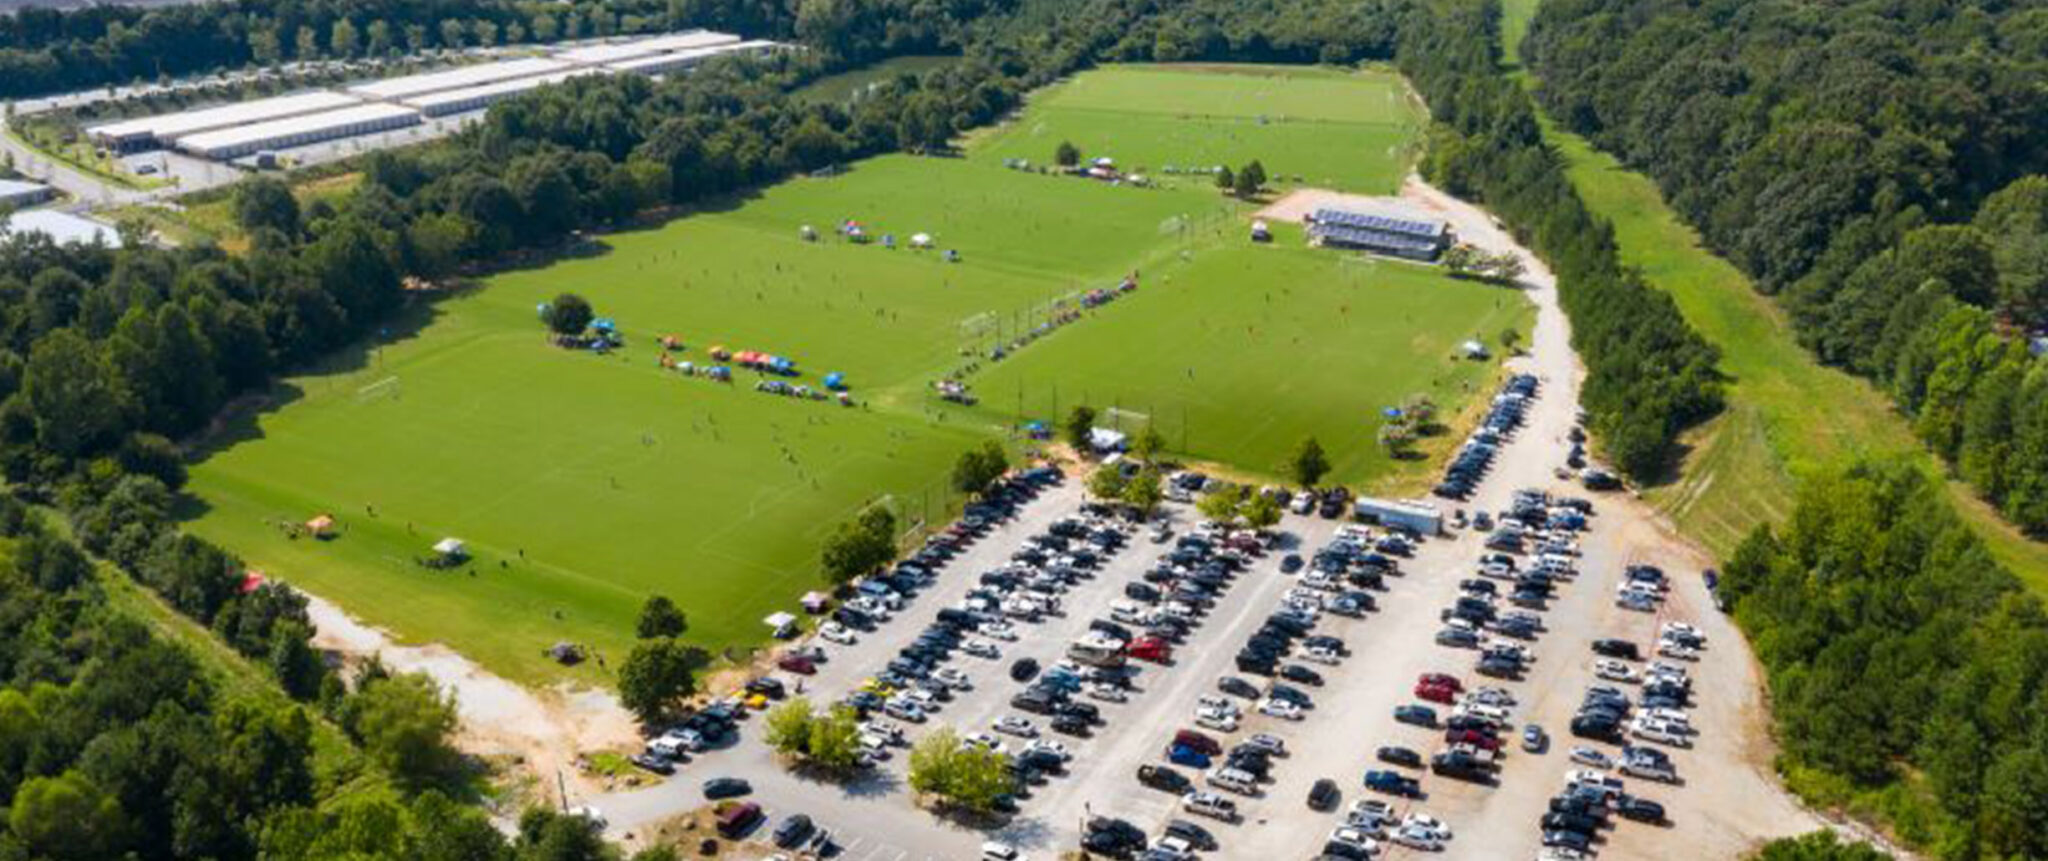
176, 103, 421, 154
86, 91, 363, 143
602, 39, 778, 74
0, 179, 52, 202
348, 56, 569, 101
403, 68, 609, 112
555, 29, 740, 65
3, 210, 121, 247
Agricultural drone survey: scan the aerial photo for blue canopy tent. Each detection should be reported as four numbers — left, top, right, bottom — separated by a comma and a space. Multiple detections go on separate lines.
1023, 420, 1051, 440
592, 317, 618, 333
823, 372, 848, 390
770, 356, 797, 375
1382, 407, 1405, 420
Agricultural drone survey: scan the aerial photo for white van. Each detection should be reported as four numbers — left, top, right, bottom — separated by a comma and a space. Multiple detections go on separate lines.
1207, 767, 1258, 795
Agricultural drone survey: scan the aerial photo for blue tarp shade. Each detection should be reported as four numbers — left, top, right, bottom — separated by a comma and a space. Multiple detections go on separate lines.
823, 372, 847, 390
593, 317, 617, 332
1383, 407, 1404, 419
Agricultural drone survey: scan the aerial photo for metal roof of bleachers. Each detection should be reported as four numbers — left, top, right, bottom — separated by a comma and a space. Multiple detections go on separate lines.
1310, 207, 1447, 239
1312, 223, 1442, 254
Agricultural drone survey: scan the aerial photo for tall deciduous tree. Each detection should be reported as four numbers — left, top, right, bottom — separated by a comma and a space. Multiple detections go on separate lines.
636, 595, 687, 639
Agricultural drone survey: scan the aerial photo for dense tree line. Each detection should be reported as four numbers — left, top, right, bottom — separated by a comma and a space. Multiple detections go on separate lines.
0, 490, 558, 860
1526, 0, 2048, 532
0, 0, 688, 99
1722, 461, 2048, 858
1399, 0, 1723, 479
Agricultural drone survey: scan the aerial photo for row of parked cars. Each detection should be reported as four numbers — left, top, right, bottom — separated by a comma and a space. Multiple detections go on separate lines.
1434, 373, 1538, 501
1073, 516, 1280, 860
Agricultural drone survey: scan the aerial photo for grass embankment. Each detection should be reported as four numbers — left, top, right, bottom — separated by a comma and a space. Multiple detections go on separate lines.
1500, 0, 2048, 585
794, 56, 961, 104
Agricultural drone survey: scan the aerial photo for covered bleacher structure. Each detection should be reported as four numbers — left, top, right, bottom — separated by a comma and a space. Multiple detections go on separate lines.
1306, 207, 1451, 261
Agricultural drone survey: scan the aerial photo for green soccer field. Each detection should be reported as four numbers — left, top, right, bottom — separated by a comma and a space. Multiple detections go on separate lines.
184, 63, 1521, 685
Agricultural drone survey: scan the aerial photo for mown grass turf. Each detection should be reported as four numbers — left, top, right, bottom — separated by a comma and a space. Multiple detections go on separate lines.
974, 64, 1422, 194
185, 63, 1511, 684
1505, 6, 2048, 586
793, 55, 960, 104
959, 221, 1527, 484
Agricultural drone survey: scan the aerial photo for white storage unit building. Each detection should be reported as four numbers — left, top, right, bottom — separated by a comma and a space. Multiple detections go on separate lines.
1353, 497, 1444, 536
0, 179, 55, 210
555, 29, 740, 66
176, 103, 422, 160
403, 68, 609, 117
605, 40, 778, 76
86, 91, 363, 152
3, 210, 122, 247
348, 57, 570, 102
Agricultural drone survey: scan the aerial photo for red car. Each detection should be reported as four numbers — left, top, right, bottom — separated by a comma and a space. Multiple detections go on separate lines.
1128, 636, 1171, 663
1418, 672, 1463, 692
1414, 682, 1456, 704
1174, 729, 1222, 756
1446, 728, 1501, 750
777, 655, 817, 675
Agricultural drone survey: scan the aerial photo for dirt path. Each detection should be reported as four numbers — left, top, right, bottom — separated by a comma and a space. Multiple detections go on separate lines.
305, 594, 640, 795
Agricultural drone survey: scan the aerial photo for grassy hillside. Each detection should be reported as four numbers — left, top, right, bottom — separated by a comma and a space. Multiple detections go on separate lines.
1503, 0, 2048, 586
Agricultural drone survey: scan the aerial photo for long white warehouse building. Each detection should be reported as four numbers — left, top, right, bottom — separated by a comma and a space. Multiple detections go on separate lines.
86, 91, 362, 151
604, 39, 779, 76
349, 56, 570, 102
175, 103, 421, 160
556, 29, 740, 66
404, 68, 610, 117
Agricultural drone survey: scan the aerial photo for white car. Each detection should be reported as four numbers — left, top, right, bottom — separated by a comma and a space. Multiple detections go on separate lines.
883, 698, 925, 722
1568, 746, 1612, 769
1657, 641, 1700, 661
993, 716, 1037, 737
1183, 791, 1238, 821
1246, 733, 1288, 756
963, 638, 1001, 658
1643, 709, 1694, 731
1328, 827, 1381, 854
1402, 812, 1453, 840
1390, 824, 1442, 851
1458, 702, 1510, 723
980, 620, 1018, 641
1023, 739, 1071, 761
1540, 847, 1589, 861
933, 668, 972, 690
1303, 646, 1342, 665
1206, 767, 1258, 795
1469, 686, 1517, 707
1256, 698, 1303, 720
1085, 682, 1126, 702
963, 732, 1006, 754
859, 734, 892, 759
819, 622, 856, 644
1197, 695, 1241, 717
1661, 621, 1703, 640
1348, 798, 1395, 828
1593, 659, 1639, 683
981, 841, 1024, 861
1630, 717, 1691, 748
1195, 708, 1239, 732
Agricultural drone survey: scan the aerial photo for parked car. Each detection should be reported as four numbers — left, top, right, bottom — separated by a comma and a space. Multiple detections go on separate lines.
1308, 778, 1341, 811
702, 777, 752, 800
1376, 745, 1422, 768
1139, 764, 1192, 793
1363, 770, 1421, 797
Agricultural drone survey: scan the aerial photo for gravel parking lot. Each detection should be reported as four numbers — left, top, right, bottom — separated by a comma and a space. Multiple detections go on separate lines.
591, 183, 1824, 861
